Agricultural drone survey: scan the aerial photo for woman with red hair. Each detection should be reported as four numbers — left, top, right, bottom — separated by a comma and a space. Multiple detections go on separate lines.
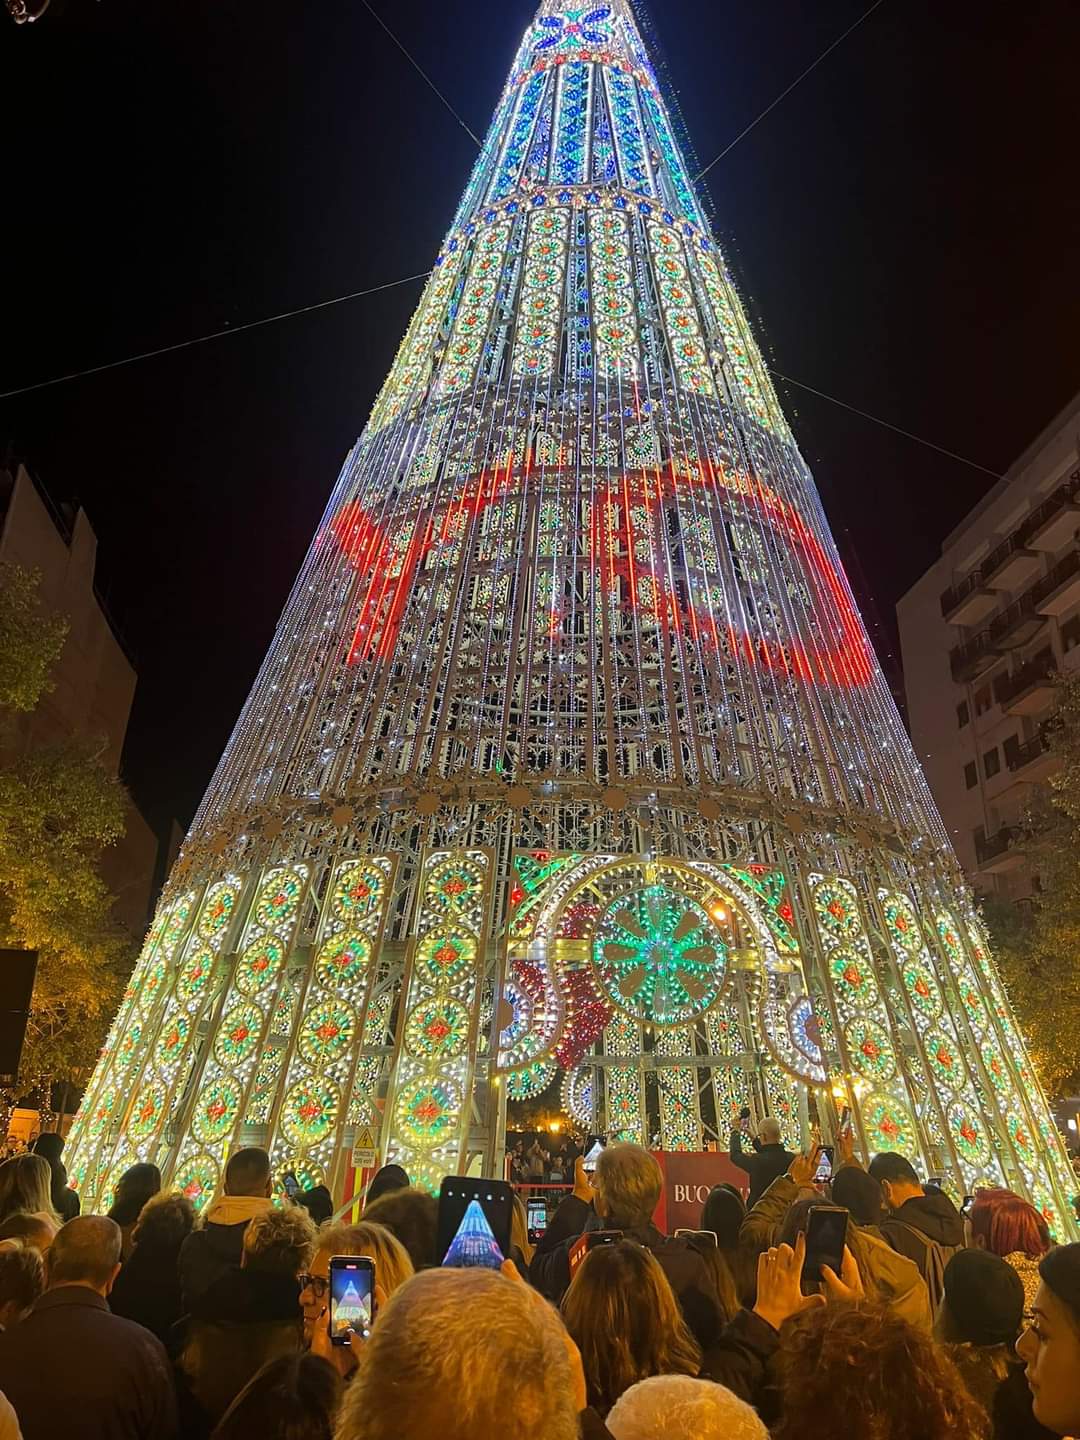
969, 1188, 1051, 1311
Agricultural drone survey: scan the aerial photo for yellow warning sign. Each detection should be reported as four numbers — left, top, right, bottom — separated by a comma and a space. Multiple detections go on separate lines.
351, 1124, 379, 1169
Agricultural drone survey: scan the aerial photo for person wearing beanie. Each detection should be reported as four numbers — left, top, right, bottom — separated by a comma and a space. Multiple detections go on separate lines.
365, 1165, 410, 1208
1017, 1241, 1080, 1437
938, 1249, 1054, 1439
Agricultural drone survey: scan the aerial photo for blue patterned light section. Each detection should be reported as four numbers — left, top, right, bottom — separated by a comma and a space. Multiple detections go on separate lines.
512, 209, 570, 377
489, 70, 549, 205
550, 62, 592, 185
603, 67, 652, 195
640, 91, 706, 233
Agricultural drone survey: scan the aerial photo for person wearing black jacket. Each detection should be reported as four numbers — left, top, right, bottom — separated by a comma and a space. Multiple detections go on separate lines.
109, 1190, 195, 1349
728, 1114, 794, 1206
868, 1151, 965, 1292
530, 1143, 724, 1349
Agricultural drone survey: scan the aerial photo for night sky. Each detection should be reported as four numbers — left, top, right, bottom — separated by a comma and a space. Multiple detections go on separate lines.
3, 0, 1078, 841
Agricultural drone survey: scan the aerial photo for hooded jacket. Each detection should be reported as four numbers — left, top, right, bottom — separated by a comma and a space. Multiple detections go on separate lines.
879, 1189, 965, 1278
177, 1194, 274, 1311
739, 1173, 931, 1330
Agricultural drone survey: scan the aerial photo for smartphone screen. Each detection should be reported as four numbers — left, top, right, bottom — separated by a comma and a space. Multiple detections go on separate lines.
804, 1206, 848, 1283
582, 1135, 607, 1173
328, 1255, 374, 1344
814, 1146, 834, 1183
282, 1171, 300, 1200
437, 1177, 514, 1269
526, 1196, 548, 1246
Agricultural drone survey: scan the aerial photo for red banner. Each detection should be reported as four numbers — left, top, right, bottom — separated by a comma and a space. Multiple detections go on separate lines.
652, 1151, 748, 1234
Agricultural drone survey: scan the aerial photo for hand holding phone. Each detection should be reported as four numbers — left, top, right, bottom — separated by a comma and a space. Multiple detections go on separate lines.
329, 1255, 375, 1345
813, 1146, 834, 1183
803, 1205, 849, 1285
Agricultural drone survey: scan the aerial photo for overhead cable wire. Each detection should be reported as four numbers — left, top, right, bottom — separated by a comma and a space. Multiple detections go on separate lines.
693, 0, 889, 180
772, 370, 1003, 479
357, 0, 482, 147
0, 272, 431, 401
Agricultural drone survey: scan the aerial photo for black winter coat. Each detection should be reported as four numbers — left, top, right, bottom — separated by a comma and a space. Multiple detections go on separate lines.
529, 1194, 724, 1349
178, 1218, 250, 1311
728, 1132, 794, 1206
109, 1239, 187, 1348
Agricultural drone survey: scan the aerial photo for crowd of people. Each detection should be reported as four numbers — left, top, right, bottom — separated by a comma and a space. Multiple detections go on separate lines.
0, 1123, 1075, 1440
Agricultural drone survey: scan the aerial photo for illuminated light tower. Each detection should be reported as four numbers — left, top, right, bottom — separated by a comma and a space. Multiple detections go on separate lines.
67, 0, 1076, 1234
441, 1198, 506, 1269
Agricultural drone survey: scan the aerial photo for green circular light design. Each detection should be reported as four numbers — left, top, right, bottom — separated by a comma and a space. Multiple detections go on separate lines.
593, 883, 726, 1025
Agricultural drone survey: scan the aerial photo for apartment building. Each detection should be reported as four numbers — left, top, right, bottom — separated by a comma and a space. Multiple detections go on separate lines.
897, 392, 1080, 897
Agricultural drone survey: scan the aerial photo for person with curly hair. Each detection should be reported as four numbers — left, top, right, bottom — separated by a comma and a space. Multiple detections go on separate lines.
773, 1299, 990, 1439
109, 1190, 196, 1345
561, 1241, 701, 1417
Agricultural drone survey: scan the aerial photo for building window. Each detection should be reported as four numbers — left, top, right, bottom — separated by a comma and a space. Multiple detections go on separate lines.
974, 685, 992, 717
1062, 614, 1080, 653
956, 700, 970, 728
983, 747, 1000, 779
964, 761, 978, 789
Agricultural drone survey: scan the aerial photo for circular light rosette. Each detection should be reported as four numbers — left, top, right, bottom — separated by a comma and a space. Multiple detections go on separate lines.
949, 1101, 990, 1165
562, 1065, 595, 1131
235, 935, 285, 996
127, 1081, 165, 1139
298, 1000, 357, 1064
788, 995, 827, 1070
1032, 1187, 1062, 1241
981, 1043, 1012, 1095
395, 1079, 460, 1146
255, 869, 305, 928
862, 1093, 917, 1154
87, 1092, 116, 1138
137, 960, 167, 1012
175, 1155, 219, 1213
192, 1078, 241, 1143
199, 882, 236, 939
883, 895, 922, 954
505, 1060, 557, 1101
405, 998, 470, 1060
115, 1024, 143, 1072
316, 931, 371, 988
957, 974, 988, 1029
214, 1002, 264, 1066
426, 858, 484, 918
162, 898, 193, 951
417, 927, 476, 986
936, 916, 963, 966
282, 1079, 340, 1147
593, 883, 726, 1026
1007, 1113, 1035, 1160
845, 1017, 896, 1081
814, 882, 861, 939
332, 864, 385, 923
925, 1030, 966, 1090
829, 949, 878, 1009
903, 961, 942, 1019
155, 1016, 190, 1068
176, 947, 219, 1002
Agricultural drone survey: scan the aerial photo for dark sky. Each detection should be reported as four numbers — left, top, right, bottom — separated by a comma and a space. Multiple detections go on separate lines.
3, 0, 1078, 838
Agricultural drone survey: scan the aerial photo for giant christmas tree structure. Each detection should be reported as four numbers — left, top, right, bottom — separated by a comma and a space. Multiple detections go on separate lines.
68, 0, 1077, 1232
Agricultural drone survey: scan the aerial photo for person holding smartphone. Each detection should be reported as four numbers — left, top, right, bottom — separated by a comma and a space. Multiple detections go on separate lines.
728, 1112, 794, 1206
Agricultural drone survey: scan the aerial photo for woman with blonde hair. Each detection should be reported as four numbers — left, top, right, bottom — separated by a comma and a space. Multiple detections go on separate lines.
0, 1155, 59, 1229
300, 1220, 414, 1379
561, 1240, 701, 1417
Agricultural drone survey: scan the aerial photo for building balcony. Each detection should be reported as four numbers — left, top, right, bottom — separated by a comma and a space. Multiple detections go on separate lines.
986, 591, 1049, 651
1004, 731, 1061, 784
993, 648, 1056, 716
1026, 468, 1080, 552
982, 532, 1043, 592
1034, 546, 1080, 618
940, 573, 997, 627
975, 826, 1025, 874
949, 628, 1000, 684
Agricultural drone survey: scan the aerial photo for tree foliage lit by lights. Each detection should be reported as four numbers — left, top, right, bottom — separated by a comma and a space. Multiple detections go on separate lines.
0, 565, 130, 1094
985, 674, 1080, 1097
